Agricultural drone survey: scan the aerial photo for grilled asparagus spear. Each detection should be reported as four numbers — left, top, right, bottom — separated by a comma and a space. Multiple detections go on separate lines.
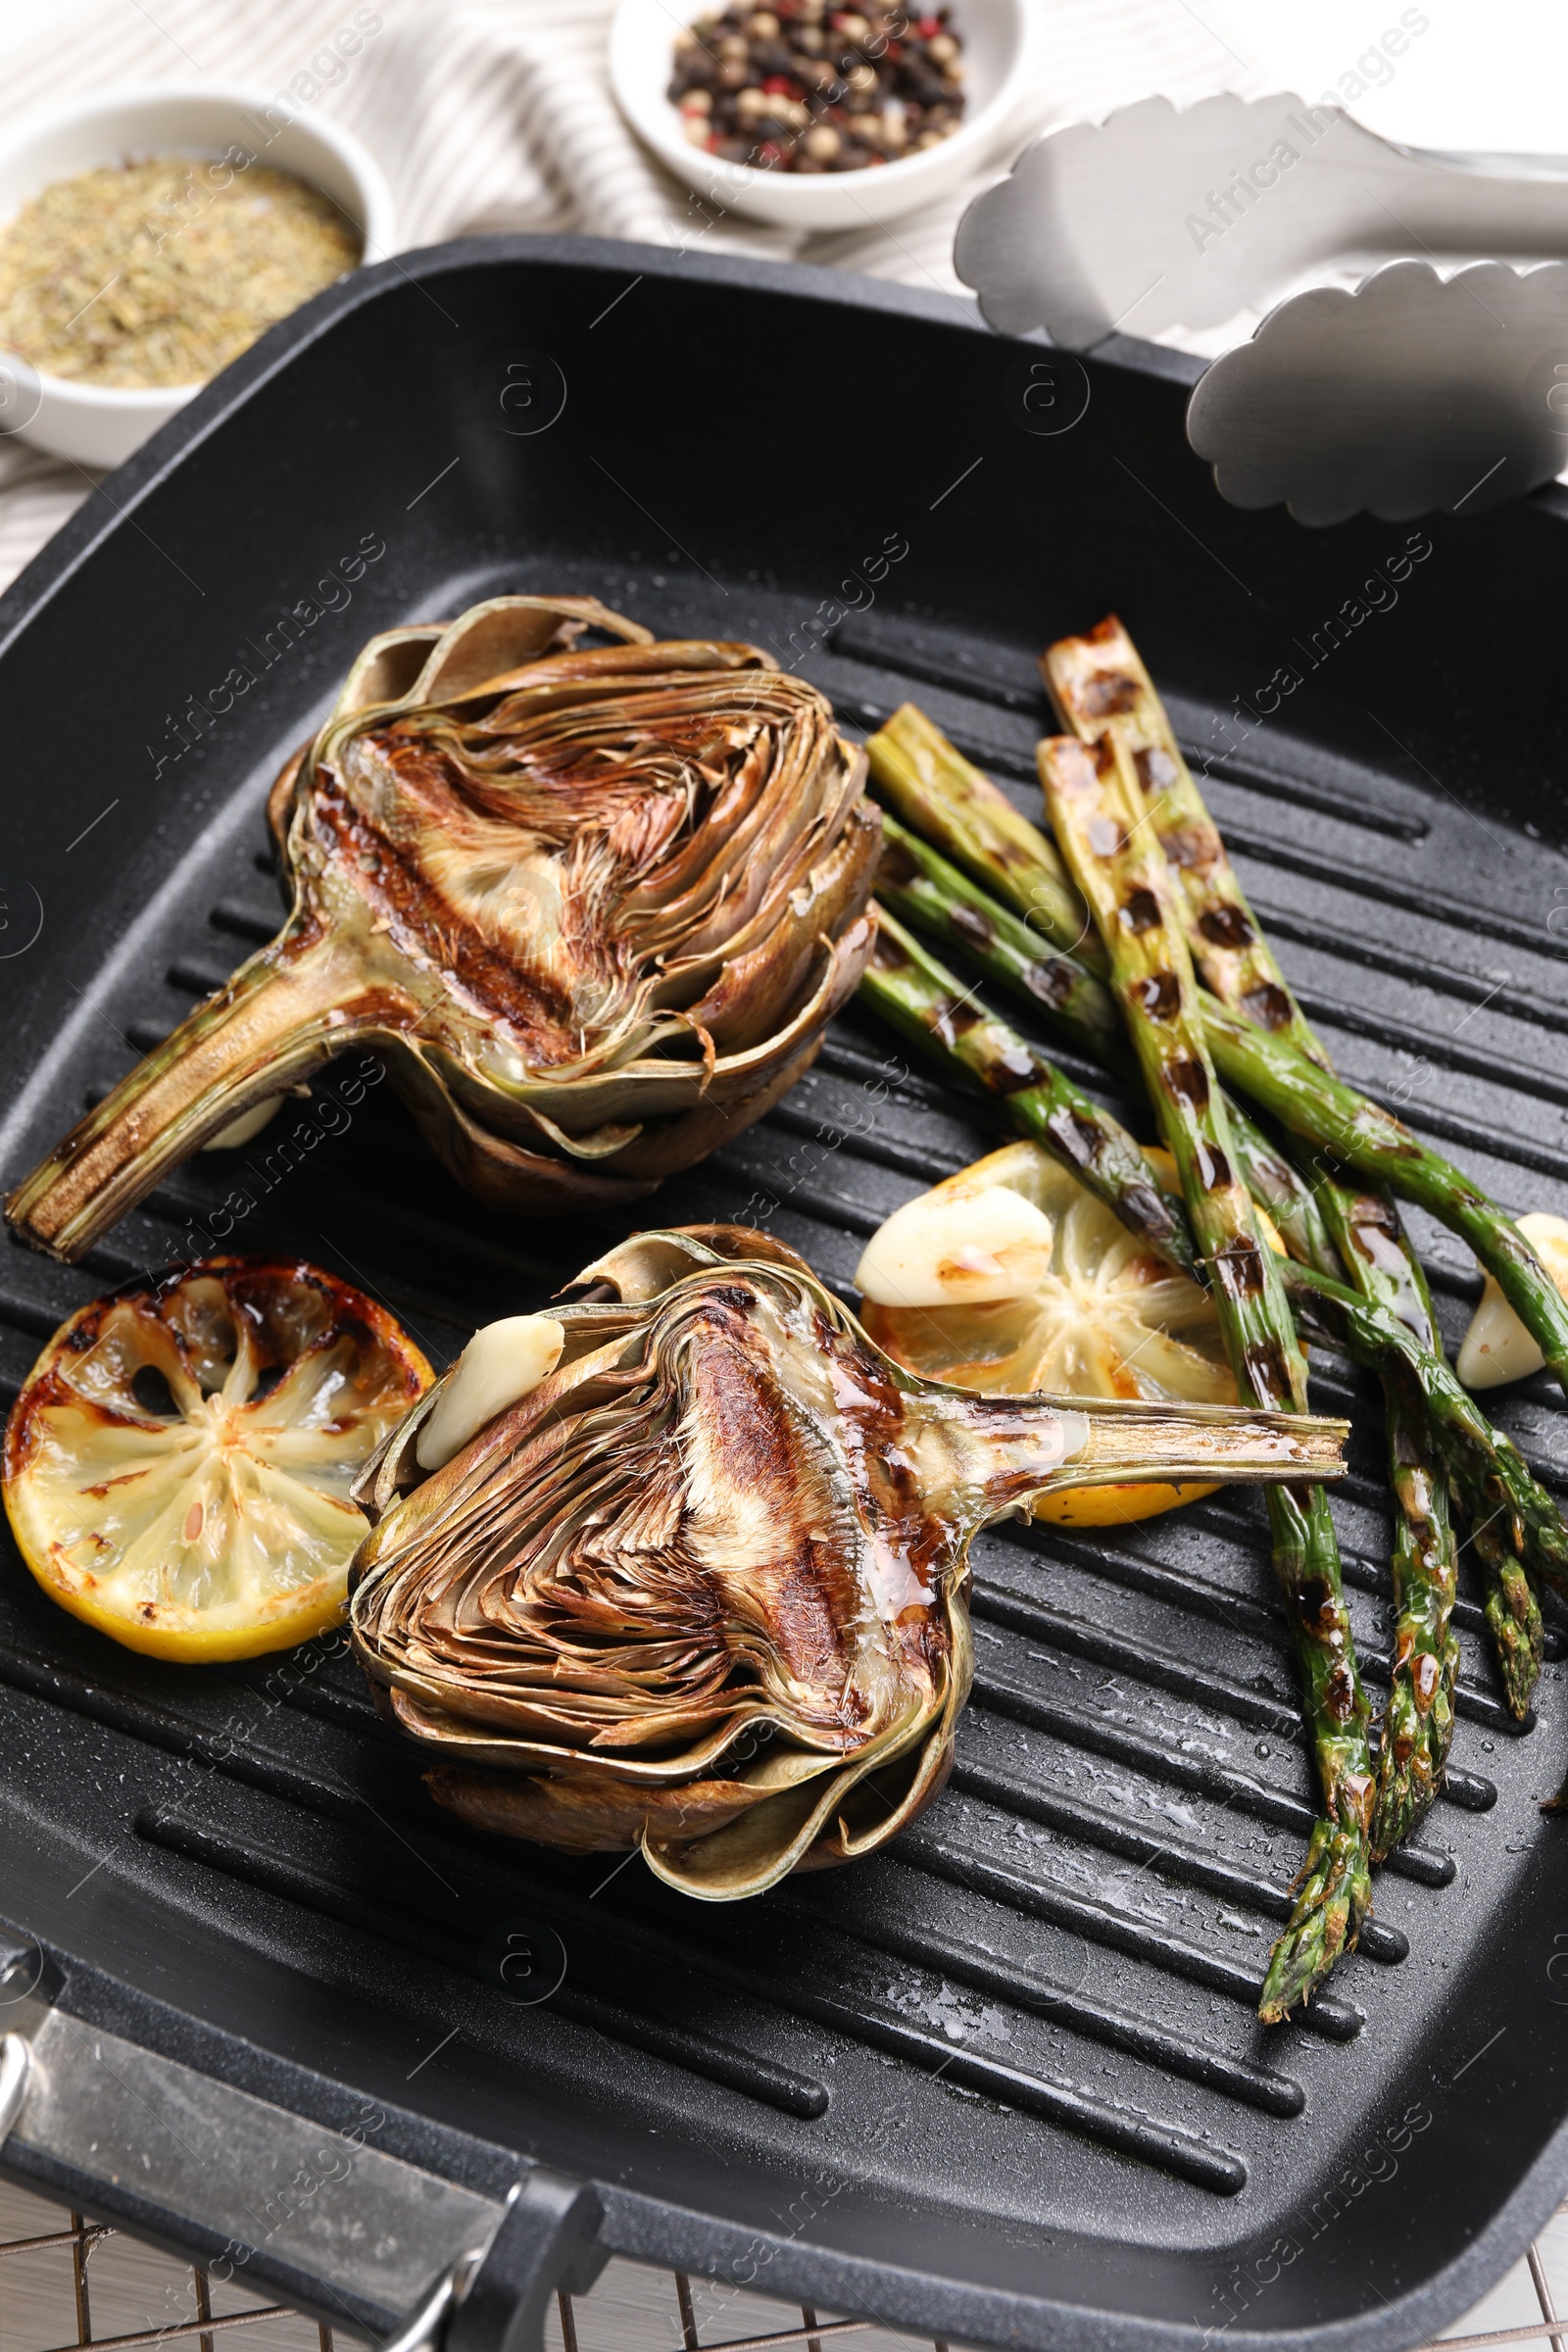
859, 908, 1197, 1276
876, 811, 1347, 1284
868, 695, 1568, 1778
1043, 616, 1471, 1807
859, 861, 1557, 1812
1225, 1116, 1347, 1289
866, 702, 1568, 1398
1286, 1142, 1465, 1823
1201, 1002, 1568, 1396
865, 703, 1102, 968
1041, 727, 1374, 2023
1040, 616, 1325, 1066
875, 814, 1126, 1068
872, 800, 1568, 1633
1284, 1255, 1560, 1719
1380, 1377, 1463, 1831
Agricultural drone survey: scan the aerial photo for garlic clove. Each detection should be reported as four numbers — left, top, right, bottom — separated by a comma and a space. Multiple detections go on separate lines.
1456, 1212, 1568, 1390
1455, 1277, 1539, 1389
855, 1185, 1054, 1308
202, 1097, 285, 1150
416, 1313, 565, 1470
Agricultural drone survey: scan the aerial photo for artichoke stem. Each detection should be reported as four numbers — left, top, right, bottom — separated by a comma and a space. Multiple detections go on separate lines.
916, 1390, 1348, 1530
6, 928, 384, 1264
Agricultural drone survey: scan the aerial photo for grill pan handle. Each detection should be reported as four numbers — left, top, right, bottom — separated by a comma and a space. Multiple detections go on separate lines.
0, 1923, 605, 2352
444, 2174, 608, 2352
370, 2176, 607, 2352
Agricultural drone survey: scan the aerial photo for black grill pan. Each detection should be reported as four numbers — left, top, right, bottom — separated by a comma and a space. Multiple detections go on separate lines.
1, 234, 1567, 2352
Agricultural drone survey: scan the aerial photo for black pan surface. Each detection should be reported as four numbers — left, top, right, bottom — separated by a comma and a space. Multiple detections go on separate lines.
1, 235, 1567, 2352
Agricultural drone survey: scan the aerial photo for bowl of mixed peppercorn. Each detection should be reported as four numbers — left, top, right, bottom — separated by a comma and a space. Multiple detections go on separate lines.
610, 0, 1036, 226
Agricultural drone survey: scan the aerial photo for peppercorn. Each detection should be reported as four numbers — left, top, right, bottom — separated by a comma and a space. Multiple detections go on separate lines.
667, 0, 966, 172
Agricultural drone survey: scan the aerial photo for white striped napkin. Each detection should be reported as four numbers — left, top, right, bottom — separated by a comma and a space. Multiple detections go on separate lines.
0, 0, 1261, 592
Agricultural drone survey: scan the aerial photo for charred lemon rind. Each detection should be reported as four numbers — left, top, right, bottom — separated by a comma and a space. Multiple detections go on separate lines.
2, 1254, 430, 1663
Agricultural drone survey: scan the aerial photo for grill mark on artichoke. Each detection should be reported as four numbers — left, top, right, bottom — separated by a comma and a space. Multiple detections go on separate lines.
8, 603, 881, 1259
349, 1226, 1347, 1894
357, 1274, 932, 1759
313, 768, 600, 1054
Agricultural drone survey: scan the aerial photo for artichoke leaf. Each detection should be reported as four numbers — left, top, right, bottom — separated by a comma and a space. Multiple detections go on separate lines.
350, 1228, 1347, 1891
8, 598, 878, 1262
379, 1684, 835, 1772
423, 1759, 819, 1857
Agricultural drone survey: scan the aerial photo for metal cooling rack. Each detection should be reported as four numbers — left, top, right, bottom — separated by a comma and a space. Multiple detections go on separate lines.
0, 2197, 951, 2352
0, 2204, 318, 2352
1, 2191, 1564, 2352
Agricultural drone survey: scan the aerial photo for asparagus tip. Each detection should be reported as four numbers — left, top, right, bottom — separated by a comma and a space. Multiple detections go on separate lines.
1369, 1636, 1458, 1862
1258, 1824, 1370, 2025
1369, 1750, 1441, 1864
1483, 1590, 1544, 1722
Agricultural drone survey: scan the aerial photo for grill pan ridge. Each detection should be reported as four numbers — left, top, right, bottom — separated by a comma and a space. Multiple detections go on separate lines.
0, 234, 1566, 2352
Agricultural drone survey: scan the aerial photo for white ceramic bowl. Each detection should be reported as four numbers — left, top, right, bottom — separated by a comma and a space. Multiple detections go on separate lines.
0, 84, 395, 470
610, 0, 1036, 230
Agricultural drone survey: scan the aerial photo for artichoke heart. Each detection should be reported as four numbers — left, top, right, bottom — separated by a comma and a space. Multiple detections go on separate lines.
8, 596, 879, 1263
350, 1226, 1348, 1898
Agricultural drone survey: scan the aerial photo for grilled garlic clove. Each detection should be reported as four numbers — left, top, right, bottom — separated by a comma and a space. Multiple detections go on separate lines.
1457, 1212, 1568, 1389
416, 1313, 565, 1470
202, 1097, 285, 1150
855, 1184, 1054, 1307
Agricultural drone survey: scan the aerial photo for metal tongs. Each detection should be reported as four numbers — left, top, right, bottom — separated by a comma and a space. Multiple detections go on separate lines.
955, 91, 1568, 524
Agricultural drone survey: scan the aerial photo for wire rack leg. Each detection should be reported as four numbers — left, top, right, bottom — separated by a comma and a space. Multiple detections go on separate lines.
192, 2266, 214, 2352
69, 2213, 93, 2345
1528, 2245, 1566, 2352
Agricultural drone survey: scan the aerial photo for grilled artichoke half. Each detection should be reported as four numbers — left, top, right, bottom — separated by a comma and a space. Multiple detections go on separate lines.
9, 596, 879, 1262
349, 1225, 1348, 1898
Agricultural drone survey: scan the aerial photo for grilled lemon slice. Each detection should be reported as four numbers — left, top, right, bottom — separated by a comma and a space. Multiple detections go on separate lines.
857, 1140, 1236, 1526
4, 1256, 431, 1660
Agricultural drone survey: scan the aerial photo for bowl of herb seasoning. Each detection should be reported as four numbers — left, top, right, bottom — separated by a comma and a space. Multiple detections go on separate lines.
0, 83, 394, 469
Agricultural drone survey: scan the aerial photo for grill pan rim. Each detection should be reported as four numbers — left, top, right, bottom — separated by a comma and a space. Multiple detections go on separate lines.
0, 229, 1564, 2352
